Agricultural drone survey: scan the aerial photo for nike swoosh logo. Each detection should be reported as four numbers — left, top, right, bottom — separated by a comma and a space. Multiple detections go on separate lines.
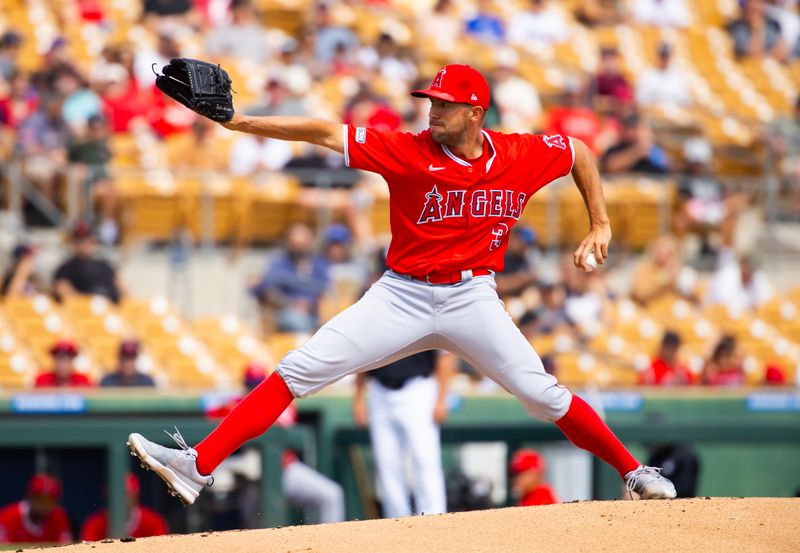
428, 164, 445, 171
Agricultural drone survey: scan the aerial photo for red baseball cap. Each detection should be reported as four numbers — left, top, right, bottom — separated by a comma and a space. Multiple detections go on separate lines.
125, 472, 140, 495
28, 474, 62, 500
510, 449, 544, 474
50, 339, 78, 357
411, 64, 490, 110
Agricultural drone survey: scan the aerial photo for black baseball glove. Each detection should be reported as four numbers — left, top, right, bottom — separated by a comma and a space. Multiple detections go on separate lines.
153, 58, 234, 123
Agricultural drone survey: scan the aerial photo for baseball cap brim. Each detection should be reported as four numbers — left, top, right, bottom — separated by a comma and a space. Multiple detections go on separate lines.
410, 89, 459, 103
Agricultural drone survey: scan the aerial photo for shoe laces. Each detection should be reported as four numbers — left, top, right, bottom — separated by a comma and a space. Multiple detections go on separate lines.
164, 426, 192, 452
625, 466, 662, 492
163, 427, 213, 487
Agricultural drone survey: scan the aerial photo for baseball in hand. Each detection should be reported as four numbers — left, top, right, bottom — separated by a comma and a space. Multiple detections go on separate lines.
584, 252, 598, 272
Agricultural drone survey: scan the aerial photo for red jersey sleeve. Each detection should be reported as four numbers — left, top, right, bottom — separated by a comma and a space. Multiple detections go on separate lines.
342, 124, 418, 177
80, 512, 106, 542
517, 133, 575, 194
48, 507, 72, 543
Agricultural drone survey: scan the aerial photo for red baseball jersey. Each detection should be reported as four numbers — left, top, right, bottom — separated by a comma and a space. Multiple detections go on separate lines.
519, 484, 559, 507
0, 501, 72, 544
80, 506, 168, 541
343, 125, 574, 275
34, 372, 93, 388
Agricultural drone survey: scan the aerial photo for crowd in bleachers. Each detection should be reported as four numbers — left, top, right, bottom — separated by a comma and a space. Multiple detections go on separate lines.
0, 0, 797, 393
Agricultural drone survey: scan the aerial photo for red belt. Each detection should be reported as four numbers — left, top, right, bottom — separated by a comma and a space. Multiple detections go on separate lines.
406, 268, 493, 285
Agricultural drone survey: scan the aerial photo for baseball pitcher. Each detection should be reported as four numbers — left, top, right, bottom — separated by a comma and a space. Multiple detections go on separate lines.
129, 60, 676, 507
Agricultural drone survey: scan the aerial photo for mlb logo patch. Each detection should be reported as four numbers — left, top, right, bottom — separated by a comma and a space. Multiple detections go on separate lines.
356, 127, 367, 144
470, 93, 478, 101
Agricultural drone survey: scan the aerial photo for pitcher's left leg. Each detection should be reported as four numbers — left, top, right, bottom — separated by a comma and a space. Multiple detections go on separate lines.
437, 278, 675, 499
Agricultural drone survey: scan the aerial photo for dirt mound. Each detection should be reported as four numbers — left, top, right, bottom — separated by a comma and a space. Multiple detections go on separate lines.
31, 498, 799, 553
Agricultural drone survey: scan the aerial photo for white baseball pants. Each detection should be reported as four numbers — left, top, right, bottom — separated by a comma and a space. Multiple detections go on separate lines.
276, 271, 572, 421
283, 459, 346, 523
367, 376, 445, 517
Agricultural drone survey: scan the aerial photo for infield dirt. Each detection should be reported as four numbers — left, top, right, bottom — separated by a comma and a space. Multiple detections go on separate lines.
24, 497, 799, 552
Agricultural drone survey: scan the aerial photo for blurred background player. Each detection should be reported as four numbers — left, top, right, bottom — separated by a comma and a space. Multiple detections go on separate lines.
209, 363, 345, 524
0, 475, 72, 545
353, 351, 455, 518
509, 448, 558, 507
80, 473, 168, 541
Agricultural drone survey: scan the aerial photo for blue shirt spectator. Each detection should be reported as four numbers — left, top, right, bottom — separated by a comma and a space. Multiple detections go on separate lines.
251, 224, 331, 332
465, 0, 505, 44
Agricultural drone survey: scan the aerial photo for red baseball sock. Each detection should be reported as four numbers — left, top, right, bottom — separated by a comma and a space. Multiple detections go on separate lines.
194, 371, 294, 475
555, 395, 640, 479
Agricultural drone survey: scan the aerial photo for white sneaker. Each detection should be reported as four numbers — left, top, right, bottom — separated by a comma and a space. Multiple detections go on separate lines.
127, 429, 213, 505
624, 465, 677, 499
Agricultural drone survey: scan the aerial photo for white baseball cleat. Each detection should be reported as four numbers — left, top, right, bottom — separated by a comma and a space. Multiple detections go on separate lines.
127, 429, 213, 505
624, 465, 677, 499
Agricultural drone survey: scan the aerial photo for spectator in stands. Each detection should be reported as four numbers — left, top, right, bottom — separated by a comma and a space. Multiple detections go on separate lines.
263, 39, 314, 102
0, 31, 22, 81
343, 82, 402, 132
575, 0, 623, 26
55, 66, 103, 134
508, 0, 569, 48
509, 448, 558, 506
631, 0, 691, 28
565, 269, 611, 338
0, 474, 72, 545
769, 96, 800, 217
313, 2, 359, 65
322, 224, 369, 293
1, 243, 43, 297
100, 340, 155, 387
357, 33, 417, 87
133, 34, 181, 93
96, 62, 149, 135
247, 76, 308, 118
545, 76, 615, 156
465, 0, 506, 44
143, 0, 193, 21
206, 0, 272, 64
534, 283, 577, 336
251, 223, 330, 332
81, 473, 168, 541
495, 226, 539, 298
68, 114, 118, 245
0, 71, 37, 129
34, 339, 93, 388
630, 235, 694, 305
766, 0, 800, 56
16, 93, 70, 204
600, 113, 670, 175
640, 331, 695, 385
589, 47, 634, 112
674, 137, 727, 261
228, 133, 293, 177
31, 38, 82, 94
53, 222, 123, 304
491, 48, 542, 133
168, 117, 229, 172
418, 0, 462, 54
702, 335, 745, 386
727, 0, 790, 62
705, 250, 774, 311
636, 43, 692, 109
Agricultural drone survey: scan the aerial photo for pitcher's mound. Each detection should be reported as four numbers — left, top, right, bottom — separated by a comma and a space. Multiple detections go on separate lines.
34, 497, 799, 552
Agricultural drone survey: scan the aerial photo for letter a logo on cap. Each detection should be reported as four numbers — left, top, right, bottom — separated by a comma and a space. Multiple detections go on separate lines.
431, 67, 446, 89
